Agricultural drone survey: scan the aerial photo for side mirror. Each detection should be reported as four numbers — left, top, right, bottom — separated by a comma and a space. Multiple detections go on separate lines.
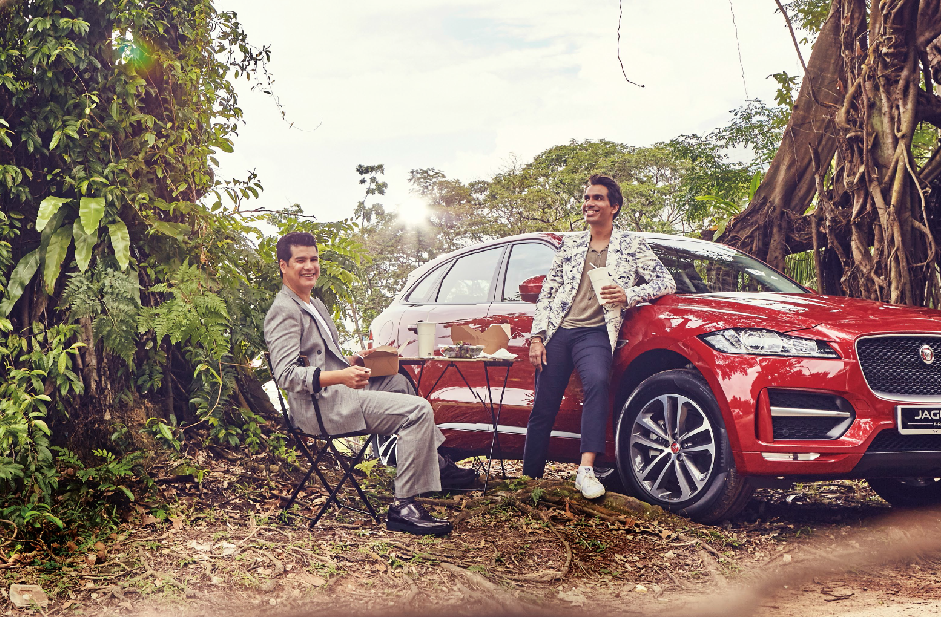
519, 275, 546, 303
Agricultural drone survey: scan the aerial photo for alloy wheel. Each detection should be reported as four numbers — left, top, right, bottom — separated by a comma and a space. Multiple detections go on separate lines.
628, 393, 717, 503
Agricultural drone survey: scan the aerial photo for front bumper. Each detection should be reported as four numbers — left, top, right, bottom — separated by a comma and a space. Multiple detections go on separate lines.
691, 339, 941, 479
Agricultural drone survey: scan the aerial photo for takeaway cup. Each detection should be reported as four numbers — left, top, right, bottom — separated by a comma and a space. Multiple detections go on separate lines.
417, 322, 436, 358
587, 266, 616, 304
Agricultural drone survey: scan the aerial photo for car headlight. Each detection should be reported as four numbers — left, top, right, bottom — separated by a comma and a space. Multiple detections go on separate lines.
699, 328, 840, 358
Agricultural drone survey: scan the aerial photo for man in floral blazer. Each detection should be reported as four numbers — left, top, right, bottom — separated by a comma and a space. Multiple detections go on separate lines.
525, 174, 676, 498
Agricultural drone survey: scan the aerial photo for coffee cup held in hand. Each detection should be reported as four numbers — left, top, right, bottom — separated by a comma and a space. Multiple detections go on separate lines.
587, 266, 617, 304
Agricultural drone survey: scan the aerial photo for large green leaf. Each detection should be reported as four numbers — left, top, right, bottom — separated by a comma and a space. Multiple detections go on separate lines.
43, 225, 73, 294
36, 197, 70, 232
72, 218, 98, 272
108, 220, 131, 270
79, 197, 105, 235
0, 249, 40, 317
151, 221, 190, 241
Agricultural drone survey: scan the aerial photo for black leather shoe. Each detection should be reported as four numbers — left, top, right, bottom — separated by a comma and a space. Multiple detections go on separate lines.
386, 501, 452, 536
439, 456, 478, 490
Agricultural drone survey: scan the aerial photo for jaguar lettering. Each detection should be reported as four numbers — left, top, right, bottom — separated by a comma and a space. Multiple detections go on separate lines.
916, 409, 941, 421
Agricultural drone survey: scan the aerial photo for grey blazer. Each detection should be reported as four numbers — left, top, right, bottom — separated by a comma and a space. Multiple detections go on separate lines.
264, 285, 364, 436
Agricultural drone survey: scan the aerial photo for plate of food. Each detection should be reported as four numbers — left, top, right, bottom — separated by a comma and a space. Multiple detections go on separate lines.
438, 343, 485, 359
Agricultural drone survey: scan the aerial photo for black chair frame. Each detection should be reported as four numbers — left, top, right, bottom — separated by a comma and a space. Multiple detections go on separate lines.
266, 355, 382, 527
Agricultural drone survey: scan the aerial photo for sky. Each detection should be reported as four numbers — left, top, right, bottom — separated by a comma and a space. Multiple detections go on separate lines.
214, 0, 807, 225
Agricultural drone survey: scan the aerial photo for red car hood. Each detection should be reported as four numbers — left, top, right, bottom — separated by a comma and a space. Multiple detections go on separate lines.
662, 293, 941, 338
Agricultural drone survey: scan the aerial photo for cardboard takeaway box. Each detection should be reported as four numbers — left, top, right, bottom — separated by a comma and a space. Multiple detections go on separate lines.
449, 324, 511, 354
363, 345, 399, 377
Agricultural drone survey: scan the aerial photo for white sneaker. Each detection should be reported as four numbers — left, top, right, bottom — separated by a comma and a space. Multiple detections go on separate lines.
575, 467, 605, 499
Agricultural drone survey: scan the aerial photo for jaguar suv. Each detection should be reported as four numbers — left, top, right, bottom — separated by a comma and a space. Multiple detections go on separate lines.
368, 232, 941, 522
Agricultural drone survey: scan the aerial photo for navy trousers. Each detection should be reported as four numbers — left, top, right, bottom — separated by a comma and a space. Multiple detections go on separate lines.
522, 325, 612, 478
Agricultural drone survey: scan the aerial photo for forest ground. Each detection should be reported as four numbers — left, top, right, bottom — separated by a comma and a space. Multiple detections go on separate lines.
3, 449, 941, 617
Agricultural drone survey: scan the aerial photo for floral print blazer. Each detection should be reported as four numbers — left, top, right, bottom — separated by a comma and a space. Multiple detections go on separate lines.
531, 230, 676, 352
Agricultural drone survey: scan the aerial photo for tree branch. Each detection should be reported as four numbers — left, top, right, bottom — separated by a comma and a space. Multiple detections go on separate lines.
774, 0, 809, 74
917, 87, 941, 127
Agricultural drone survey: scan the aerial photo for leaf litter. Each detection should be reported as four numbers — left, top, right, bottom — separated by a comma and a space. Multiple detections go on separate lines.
3, 446, 941, 616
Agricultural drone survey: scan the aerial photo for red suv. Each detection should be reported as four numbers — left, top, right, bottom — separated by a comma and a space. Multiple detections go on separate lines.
368, 232, 941, 522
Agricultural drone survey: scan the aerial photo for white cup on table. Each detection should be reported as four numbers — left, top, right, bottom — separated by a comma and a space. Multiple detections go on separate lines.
416, 322, 436, 357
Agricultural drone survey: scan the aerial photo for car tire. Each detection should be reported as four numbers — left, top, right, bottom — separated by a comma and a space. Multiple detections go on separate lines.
615, 369, 753, 523
867, 477, 941, 507
369, 435, 398, 467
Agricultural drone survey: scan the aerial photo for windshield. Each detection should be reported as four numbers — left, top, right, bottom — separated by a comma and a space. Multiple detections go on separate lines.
649, 239, 807, 294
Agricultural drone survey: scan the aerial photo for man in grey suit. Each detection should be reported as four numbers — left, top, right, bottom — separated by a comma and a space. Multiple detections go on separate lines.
265, 231, 463, 535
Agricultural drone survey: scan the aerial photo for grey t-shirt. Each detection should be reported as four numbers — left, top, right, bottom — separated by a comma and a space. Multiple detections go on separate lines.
560, 246, 607, 329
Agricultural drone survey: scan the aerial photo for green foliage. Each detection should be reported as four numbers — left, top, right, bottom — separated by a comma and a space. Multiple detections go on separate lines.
785, 251, 818, 290
144, 417, 181, 451
781, 0, 832, 38
55, 447, 141, 506
139, 263, 229, 361
0, 249, 40, 318
353, 163, 388, 225
712, 99, 790, 167
0, 0, 318, 539
0, 323, 84, 530
62, 261, 141, 367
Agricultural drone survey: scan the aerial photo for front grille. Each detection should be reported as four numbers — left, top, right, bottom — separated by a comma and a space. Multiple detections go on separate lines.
868, 430, 941, 452
857, 336, 941, 397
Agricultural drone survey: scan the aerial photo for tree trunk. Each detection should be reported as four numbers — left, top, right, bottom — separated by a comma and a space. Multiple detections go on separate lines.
719, 0, 941, 306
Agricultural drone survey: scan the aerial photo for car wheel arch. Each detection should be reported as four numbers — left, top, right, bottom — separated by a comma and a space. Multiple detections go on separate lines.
612, 349, 700, 423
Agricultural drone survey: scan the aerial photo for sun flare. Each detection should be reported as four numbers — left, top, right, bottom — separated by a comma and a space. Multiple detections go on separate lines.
396, 195, 429, 226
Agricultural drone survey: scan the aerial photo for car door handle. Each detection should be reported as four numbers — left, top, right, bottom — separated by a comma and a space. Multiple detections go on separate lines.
407, 324, 417, 333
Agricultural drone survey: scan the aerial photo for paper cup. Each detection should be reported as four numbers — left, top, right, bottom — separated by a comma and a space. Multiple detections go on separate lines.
587, 266, 615, 304
417, 322, 436, 358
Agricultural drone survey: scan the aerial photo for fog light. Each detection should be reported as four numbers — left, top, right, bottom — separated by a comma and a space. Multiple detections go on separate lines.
761, 452, 821, 461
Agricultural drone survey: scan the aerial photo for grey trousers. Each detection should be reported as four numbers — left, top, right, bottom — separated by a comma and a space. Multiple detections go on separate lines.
362, 373, 444, 498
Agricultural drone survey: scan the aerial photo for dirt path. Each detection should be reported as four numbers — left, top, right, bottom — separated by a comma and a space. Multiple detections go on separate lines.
4, 454, 941, 616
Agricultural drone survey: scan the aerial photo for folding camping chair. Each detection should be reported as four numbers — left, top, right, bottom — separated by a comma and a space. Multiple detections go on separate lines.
265, 354, 382, 527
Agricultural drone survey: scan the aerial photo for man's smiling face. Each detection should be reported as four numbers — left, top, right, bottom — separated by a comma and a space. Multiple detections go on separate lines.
582, 183, 619, 226
280, 244, 320, 298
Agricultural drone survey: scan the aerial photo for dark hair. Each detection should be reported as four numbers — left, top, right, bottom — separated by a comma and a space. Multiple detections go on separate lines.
276, 231, 318, 265
588, 174, 623, 219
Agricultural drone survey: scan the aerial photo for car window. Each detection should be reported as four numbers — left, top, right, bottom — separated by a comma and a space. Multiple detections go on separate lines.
502, 242, 557, 301
436, 248, 504, 304
404, 266, 443, 303
652, 243, 806, 294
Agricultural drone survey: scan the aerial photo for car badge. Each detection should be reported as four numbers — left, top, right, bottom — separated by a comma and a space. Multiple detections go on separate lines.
920, 344, 935, 365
